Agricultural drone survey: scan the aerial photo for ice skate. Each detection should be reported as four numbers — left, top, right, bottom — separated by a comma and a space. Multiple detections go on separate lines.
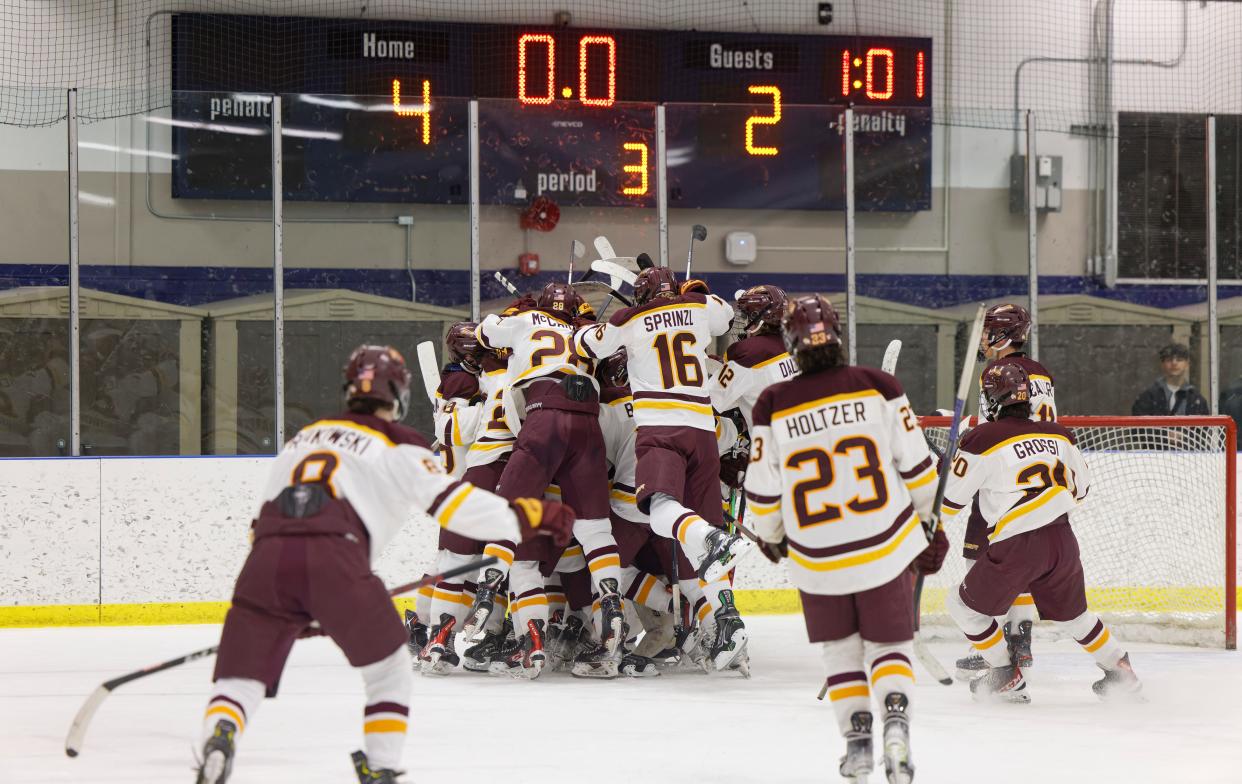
969, 664, 1030, 703
404, 610, 428, 661
881, 694, 914, 784
350, 750, 402, 783
620, 652, 661, 677
707, 590, 749, 674
597, 578, 627, 656
420, 613, 459, 675
194, 718, 236, 784
1005, 620, 1033, 669
459, 568, 503, 641
571, 642, 621, 679
839, 711, 874, 783
493, 619, 546, 680
1093, 653, 1142, 701
463, 617, 509, 672
697, 527, 756, 583
546, 613, 588, 671
487, 620, 522, 677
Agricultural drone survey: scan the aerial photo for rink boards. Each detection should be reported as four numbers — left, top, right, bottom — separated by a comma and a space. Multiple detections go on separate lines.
0, 453, 1237, 628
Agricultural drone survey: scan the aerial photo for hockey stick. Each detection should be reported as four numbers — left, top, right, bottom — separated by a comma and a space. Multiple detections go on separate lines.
593, 235, 618, 263
590, 259, 638, 287
64, 555, 498, 758
881, 339, 902, 376
493, 270, 519, 296
685, 224, 707, 280
567, 239, 585, 284
415, 341, 441, 404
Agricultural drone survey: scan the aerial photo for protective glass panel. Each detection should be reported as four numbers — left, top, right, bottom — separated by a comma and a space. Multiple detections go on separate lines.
0, 90, 69, 456
278, 91, 473, 440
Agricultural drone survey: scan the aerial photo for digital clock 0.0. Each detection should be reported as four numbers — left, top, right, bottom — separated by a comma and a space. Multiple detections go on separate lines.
171, 14, 933, 210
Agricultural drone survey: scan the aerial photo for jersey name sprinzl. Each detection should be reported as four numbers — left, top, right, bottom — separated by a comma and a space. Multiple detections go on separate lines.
575, 292, 734, 432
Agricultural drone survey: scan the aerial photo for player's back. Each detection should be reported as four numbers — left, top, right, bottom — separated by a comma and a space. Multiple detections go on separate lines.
601, 292, 731, 430
480, 308, 586, 389
262, 413, 433, 558
981, 354, 1057, 422
433, 368, 481, 477
749, 364, 933, 594
710, 331, 800, 426
945, 416, 1088, 544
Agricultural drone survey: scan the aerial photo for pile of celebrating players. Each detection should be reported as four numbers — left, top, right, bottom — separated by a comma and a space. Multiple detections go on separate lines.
193, 263, 1144, 784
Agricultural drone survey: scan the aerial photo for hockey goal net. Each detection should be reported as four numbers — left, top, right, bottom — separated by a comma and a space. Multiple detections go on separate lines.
918, 416, 1237, 649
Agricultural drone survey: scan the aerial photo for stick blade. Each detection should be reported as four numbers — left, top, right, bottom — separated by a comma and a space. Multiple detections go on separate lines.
691, 224, 707, 241
415, 341, 440, 403
571, 239, 586, 258
881, 339, 903, 375
593, 235, 617, 261
65, 684, 111, 757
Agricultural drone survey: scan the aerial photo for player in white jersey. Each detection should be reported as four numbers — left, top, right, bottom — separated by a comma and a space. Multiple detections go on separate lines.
941, 363, 1140, 703
956, 303, 1059, 677
744, 295, 945, 784
194, 346, 573, 784
477, 282, 628, 677
708, 284, 801, 428
574, 266, 755, 595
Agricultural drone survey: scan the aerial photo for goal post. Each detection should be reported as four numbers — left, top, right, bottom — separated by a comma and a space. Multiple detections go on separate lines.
918, 415, 1237, 649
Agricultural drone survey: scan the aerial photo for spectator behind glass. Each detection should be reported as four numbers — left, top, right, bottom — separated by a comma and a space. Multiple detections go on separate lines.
1222, 376, 1242, 435
1131, 343, 1209, 416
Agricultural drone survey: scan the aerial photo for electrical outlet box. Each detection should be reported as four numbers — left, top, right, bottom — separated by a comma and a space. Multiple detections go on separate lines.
1009, 154, 1062, 214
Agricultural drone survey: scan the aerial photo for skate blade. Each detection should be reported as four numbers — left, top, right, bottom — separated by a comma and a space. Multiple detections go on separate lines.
462, 660, 491, 673
954, 667, 984, 683
421, 659, 455, 676
198, 750, 227, 784
459, 607, 491, 641
621, 664, 661, 678
571, 662, 620, 679
883, 743, 913, 784
701, 537, 757, 583
972, 688, 1031, 704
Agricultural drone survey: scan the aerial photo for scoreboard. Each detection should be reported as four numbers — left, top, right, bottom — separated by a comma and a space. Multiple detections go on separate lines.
171, 14, 932, 210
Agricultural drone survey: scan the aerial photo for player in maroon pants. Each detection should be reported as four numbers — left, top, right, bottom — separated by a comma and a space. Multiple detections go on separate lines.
194, 346, 573, 784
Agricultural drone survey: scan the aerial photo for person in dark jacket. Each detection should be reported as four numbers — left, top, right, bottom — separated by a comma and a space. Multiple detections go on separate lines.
1131, 343, 1210, 416
1221, 378, 1242, 433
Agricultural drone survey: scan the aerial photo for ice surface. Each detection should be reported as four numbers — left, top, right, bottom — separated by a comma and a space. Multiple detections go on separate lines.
2, 616, 1240, 783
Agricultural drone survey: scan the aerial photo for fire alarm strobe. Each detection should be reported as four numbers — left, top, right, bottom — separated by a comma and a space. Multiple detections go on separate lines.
518, 253, 541, 276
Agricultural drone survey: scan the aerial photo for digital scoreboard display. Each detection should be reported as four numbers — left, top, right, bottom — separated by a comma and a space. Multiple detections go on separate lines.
171, 15, 932, 210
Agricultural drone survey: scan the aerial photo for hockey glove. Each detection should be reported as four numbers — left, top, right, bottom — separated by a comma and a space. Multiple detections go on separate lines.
759, 537, 788, 565
511, 498, 576, 547
915, 523, 949, 574
719, 448, 749, 489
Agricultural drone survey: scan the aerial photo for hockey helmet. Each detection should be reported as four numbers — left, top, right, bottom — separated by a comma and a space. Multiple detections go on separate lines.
596, 348, 629, 390
980, 303, 1032, 357
537, 281, 581, 319
633, 266, 679, 305
981, 362, 1031, 421
343, 345, 412, 420
781, 294, 842, 362
736, 285, 788, 336
445, 322, 483, 374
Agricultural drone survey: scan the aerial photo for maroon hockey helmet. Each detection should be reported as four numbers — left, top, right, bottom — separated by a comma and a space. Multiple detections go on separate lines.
537, 281, 582, 319
343, 345, 412, 420
502, 293, 538, 316
596, 348, 629, 389
980, 303, 1032, 357
981, 362, 1031, 420
445, 321, 482, 374
736, 285, 788, 336
781, 294, 842, 362
633, 266, 679, 305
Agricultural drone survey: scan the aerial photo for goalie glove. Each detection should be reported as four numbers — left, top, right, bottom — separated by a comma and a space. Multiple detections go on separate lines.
511, 498, 576, 547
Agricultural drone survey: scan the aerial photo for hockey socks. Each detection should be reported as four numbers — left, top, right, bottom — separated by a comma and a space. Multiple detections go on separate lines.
202, 677, 264, 746
1063, 611, 1126, 670
359, 646, 412, 771
649, 494, 713, 563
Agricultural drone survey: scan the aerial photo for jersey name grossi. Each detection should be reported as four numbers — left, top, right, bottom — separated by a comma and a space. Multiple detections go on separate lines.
940, 418, 1091, 544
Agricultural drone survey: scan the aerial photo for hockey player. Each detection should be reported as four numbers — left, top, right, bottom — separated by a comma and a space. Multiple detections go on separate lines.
708, 284, 800, 427
476, 282, 628, 678
744, 295, 942, 784
942, 363, 1140, 703
574, 267, 754, 596
194, 345, 573, 784
956, 303, 1058, 678
417, 323, 492, 674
